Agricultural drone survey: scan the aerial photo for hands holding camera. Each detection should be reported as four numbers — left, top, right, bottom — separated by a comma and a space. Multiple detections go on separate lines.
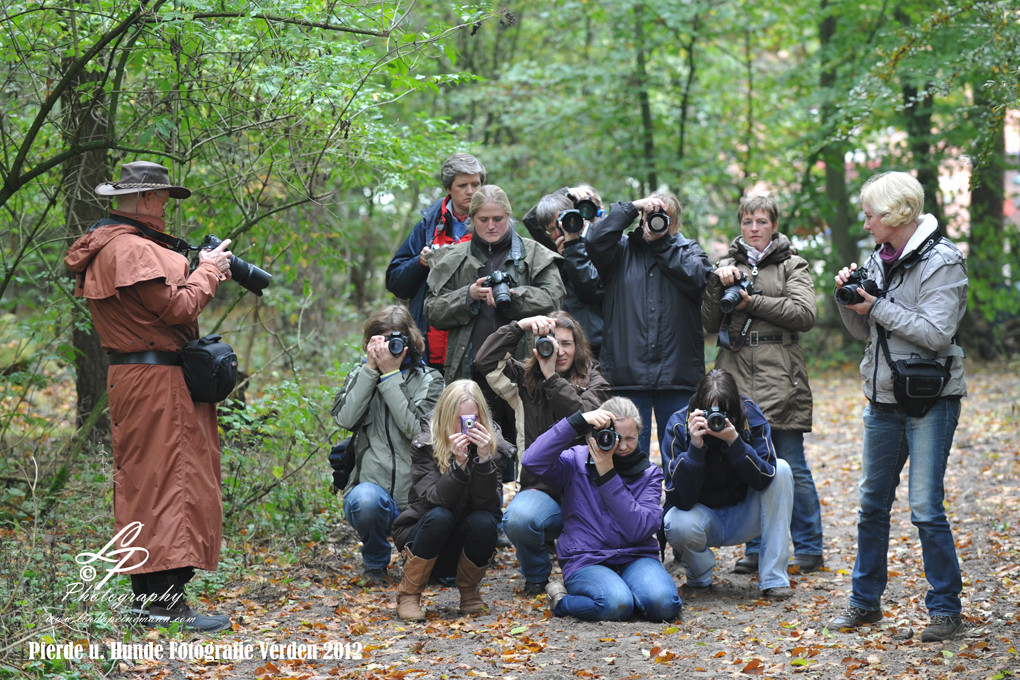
715, 265, 751, 312
687, 407, 738, 449
834, 263, 878, 315
518, 315, 559, 378
365, 334, 405, 373
198, 237, 233, 280
448, 416, 493, 469
582, 408, 618, 474
632, 196, 670, 242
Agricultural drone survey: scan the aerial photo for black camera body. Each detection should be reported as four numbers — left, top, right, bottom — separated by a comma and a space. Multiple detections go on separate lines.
704, 406, 728, 432
593, 422, 620, 452
384, 331, 408, 356
834, 268, 881, 305
483, 270, 516, 311
719, 273, 756, 314
535, 334, 556, 358
559, 209, 585, 234
199, 235, 272, 296
646, 209, 671, 234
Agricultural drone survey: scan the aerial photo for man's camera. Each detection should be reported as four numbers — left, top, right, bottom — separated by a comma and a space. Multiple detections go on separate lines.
704, 406, 728, 432
559, 209, 585, 234
593, 422, 620, 452
719, 273, 756, 314
385, 331, 408, 356
571, 195, 598, 222
834, 268, 880, 305
646, 209, 671, 234
535, 334, 556, 358
199, 235, 272, 296
483, 270, 515, 311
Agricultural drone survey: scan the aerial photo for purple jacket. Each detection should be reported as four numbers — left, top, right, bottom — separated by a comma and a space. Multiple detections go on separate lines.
521, 413, 663, 580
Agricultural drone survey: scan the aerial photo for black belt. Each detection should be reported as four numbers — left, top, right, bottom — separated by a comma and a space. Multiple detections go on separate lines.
107, 350, 182, 366
719, 331, 798, 348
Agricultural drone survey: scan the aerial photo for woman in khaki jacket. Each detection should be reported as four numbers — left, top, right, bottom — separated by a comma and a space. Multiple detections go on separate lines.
701, 194, 823, 574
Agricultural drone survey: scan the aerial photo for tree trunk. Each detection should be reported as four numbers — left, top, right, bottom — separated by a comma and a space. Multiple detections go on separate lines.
61, 62, 111, 435
634, 3, 657, 193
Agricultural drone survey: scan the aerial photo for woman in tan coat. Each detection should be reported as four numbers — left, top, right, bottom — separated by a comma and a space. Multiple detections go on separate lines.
701, 194, 823, 574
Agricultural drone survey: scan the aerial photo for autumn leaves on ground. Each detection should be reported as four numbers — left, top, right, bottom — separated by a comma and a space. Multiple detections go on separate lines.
76, 364, 1020, 678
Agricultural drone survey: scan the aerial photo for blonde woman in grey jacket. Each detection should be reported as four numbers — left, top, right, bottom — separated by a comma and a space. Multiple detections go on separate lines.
828, 171, 968, 643
332, 305, 445, 584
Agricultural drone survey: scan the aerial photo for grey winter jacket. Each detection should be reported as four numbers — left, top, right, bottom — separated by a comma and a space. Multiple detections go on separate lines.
331, 362, 445, 506
702, 233, 815, 432
837, 214, 967, 404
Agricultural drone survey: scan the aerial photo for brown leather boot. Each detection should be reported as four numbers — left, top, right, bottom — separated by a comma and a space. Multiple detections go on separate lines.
396, 547, 436, 622
455, 551, 488, 615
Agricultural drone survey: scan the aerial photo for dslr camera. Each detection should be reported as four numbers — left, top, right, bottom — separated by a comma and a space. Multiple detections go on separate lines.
559, 209, 585, 234
704, 406, 728, 432
593, 422, 620, 452
198, 235, 272, 296
384, 331, 408, 356
571, 195, 599, 222
535, 333, 556, 358
719, 272, 757, 314
646, 208, 671, 234
834, 268, 881, 305
483, 270, 516, 311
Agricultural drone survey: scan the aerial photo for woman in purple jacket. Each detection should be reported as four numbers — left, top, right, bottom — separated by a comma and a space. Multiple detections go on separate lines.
521, 397, 681, 621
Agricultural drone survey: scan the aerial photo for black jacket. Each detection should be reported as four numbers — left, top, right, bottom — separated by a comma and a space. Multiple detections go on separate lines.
586, 201, 712, 390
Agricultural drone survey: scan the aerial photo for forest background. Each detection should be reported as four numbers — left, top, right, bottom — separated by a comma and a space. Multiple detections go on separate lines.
0, 0, 1018, 678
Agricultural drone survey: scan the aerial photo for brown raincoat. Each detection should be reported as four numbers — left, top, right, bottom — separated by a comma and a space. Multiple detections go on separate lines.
65, 216, 225, 572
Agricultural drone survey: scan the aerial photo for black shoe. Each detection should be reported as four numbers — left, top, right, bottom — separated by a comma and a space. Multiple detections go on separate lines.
921, 615, 965, 642
362, 568, 389, 585
790, 554, 824, 573
521, 580, 548, 597
763, 586, 794, 601
732, 553, 758, 574
828, 605, 883, 631
147, 605, 232, 633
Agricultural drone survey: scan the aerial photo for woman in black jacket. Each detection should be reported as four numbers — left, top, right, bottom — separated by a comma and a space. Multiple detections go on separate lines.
390, 380, 508, 621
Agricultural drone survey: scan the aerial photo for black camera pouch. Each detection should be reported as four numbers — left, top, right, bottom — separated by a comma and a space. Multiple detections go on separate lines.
180, 334, 238, 403
878, 326, 952, 418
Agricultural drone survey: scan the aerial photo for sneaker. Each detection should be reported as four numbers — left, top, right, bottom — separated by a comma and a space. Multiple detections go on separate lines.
921, 615, 965, 642
763, 586, 794, 601
790, 554, 825, 573
545, 581, 567, 612
521, 580, 548, 597
828, 605, 883, 631
147, 605, 232, 633
732, 553, 758, 574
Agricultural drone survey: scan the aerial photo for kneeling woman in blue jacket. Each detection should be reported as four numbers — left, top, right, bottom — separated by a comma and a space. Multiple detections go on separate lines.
522, 398, 681, 621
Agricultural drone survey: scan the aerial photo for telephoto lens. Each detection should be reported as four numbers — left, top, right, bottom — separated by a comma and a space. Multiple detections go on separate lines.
574, 198, 598, 221
200, 234, 273, 296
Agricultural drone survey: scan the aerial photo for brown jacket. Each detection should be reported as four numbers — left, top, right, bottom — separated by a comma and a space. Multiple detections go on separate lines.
702, 233, 815, 432
473, 321, 610, 497
64, 219, 225, 572
391, 416, 510, 551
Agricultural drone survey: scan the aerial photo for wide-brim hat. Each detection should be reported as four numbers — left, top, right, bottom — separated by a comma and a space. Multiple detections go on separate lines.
95, 161, 191, 199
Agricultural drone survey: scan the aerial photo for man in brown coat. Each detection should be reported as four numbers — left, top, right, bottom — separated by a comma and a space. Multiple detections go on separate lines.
64, 161, 234, 632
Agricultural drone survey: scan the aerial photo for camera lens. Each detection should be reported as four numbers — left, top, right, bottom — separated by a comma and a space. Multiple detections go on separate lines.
594, 425, 619, 451
559, 209, 584, 234
386, 333, 406, 356
574, 198, 597, 221
833, 284, 863, 305
705, 407, 728, 432
647, 209, 670, 233
719, 285, 744, 314
535, 335, 556, 358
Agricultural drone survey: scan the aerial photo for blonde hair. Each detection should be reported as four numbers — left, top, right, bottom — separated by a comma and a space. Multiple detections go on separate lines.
600, 396, 643, 434
428, 380, 495, 473
469, 185, 513, 218
650, 192, 683, 235
860, 172, 924, 228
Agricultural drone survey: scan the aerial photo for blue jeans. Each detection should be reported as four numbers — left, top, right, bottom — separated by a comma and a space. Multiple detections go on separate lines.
343, 482, 400, 571
745, 430, 823, 557
664, 459, 793, 590
850, 400, 962, 617
613, 388, 693, 456
502, 489, 563, 586
555, 558, 681, 622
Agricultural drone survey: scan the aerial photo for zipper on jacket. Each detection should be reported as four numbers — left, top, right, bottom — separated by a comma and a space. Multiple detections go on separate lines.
384, 411, 397, 498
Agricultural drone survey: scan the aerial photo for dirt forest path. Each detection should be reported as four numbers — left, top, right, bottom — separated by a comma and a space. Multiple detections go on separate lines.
126, 362, 1018, 680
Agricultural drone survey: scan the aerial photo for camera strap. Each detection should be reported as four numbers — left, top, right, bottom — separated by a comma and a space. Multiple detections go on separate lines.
718, 313, 754, 352
89, 215, 194, 255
